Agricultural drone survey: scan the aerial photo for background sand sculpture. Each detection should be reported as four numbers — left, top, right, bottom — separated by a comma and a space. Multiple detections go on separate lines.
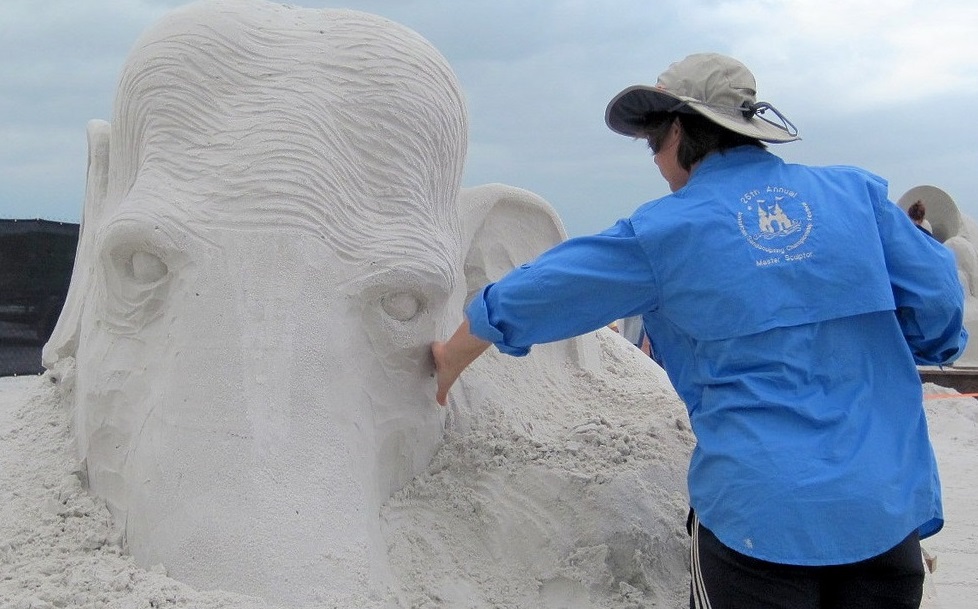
39, 0, 692, 606
897, 185, 978, 367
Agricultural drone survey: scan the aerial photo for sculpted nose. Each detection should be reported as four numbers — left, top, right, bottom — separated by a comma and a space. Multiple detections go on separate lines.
229, 277, 302, 458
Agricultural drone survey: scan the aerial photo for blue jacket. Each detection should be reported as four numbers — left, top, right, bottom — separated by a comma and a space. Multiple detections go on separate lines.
466, 146, 967, 565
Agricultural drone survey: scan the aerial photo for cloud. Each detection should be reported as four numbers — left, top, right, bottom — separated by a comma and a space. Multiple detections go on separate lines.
1, 0, 976, 233
682, 0, 978, 110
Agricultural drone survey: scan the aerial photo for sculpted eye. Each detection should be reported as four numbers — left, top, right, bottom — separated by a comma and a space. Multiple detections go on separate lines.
381, 291, 423, 321
97, 216, 184, 333
356, 268, 450, 379
130, 251, 168, 283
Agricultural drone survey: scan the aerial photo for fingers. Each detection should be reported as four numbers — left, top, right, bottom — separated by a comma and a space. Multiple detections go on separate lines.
430, 321, 489, 408
432, 341, 452, 407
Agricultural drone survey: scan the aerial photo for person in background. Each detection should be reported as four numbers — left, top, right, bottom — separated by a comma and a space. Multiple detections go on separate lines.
908, 199, 934, 236
430, 53, 966, 609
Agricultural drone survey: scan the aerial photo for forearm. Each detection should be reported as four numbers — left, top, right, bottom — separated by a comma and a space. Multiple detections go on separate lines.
432, 319, 491, 406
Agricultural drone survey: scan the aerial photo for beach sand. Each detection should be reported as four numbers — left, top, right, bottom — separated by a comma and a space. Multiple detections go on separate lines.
0, 366, 975, 608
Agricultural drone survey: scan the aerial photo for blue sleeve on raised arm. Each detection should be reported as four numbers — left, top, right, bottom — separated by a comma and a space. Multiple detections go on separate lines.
464, 219, 658, 356
876, 192, 968, 365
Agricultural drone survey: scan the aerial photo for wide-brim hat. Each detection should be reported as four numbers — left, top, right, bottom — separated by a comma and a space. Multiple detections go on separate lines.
605, 53, 800, 143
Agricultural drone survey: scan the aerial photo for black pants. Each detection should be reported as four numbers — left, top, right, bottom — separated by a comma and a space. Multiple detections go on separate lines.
688, 512, 924, 609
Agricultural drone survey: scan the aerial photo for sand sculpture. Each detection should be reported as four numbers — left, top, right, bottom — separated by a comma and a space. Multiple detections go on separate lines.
41, 1, 692, 606
897, 185, 978, 367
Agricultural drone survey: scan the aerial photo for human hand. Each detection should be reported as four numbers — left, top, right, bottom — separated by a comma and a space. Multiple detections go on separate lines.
431, 340, 457, 407
431, 320, 491, 407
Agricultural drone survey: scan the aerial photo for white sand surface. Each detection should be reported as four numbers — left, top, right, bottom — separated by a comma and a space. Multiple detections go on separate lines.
1, 369, 975, 608
922, 382, 978, 607
1, 332, 695, 608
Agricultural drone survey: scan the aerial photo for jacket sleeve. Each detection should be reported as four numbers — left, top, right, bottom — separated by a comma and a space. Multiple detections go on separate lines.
465, 219, 657, 356
875, 190, 968, 365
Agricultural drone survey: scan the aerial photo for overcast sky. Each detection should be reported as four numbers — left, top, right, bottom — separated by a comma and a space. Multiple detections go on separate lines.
2, 0, 977, 236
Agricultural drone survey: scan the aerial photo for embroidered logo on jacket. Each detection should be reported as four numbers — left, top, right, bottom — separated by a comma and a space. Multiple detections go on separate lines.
737, 186, 814, 267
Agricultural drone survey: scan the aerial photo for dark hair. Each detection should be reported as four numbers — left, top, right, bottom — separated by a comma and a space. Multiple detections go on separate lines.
908, 200, 926, 223
642, 114, 676, 154
640, 111, 766, 171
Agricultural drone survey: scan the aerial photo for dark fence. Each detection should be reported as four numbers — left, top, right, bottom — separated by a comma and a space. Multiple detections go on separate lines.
0, 219, 79, 376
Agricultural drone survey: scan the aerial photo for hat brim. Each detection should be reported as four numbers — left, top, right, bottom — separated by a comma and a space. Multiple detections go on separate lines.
605, 85, 799, 143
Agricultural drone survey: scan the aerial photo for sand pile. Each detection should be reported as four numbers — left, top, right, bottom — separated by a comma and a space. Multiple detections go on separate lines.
1, 331, 696, 608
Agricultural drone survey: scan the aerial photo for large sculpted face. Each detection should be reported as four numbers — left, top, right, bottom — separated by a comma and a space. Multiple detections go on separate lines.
46, 0, 467, 603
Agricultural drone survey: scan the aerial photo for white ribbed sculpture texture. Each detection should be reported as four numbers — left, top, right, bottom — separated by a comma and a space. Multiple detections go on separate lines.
42, 1, 693, 606
42, 0, 468, 602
